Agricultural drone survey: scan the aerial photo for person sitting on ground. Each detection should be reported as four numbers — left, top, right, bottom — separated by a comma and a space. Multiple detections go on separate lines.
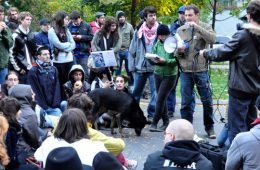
8, 84, 43, 166
27, 46, 62, 128
67, 93, 138, 170
44, 147, 92, 170
1, 71, 19, 97
64, 64, 91, 98
0, 97, 40, 170
61, 64, 91, 112
34, 108, 107, 168
144, 119, 214, 170
0, 115, 9, 170
225, 111, 260, 169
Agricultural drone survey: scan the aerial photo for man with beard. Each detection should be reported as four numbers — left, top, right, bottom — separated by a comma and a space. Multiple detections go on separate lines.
115, 10, 134, 86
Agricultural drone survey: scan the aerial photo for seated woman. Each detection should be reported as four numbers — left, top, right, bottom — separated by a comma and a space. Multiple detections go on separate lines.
0, 115, 9, 170
34, 108, 108, 167
67, 93, 137, 170
0, 97, 39, 170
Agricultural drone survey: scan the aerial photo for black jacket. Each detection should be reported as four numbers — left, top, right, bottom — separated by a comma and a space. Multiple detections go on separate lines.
67, 21, 93, 55
204, 23, 260, 99
9, 26, 37, 72
144, 140, 214, 170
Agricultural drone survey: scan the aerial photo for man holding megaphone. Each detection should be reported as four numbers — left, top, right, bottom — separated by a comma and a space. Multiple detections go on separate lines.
176, 4, 216, 139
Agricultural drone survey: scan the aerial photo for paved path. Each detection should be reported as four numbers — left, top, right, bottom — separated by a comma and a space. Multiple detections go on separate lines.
101, 99, 227, 170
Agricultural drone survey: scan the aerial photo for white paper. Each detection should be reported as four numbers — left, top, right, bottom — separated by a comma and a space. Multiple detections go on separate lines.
91, 50, 117, 68
145, 53, 159, 59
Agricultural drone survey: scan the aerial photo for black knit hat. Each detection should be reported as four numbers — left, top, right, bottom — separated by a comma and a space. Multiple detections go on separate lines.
116, 10, 125, 20
45, 147, 93, 170
92, 152, 124, 170
157, 24, 170, 35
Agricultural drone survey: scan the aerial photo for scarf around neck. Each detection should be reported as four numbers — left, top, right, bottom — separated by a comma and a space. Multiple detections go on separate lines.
138, 21, 159, 44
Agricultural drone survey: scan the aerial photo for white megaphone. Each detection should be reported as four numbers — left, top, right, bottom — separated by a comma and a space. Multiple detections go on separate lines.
164, 33, 185, 53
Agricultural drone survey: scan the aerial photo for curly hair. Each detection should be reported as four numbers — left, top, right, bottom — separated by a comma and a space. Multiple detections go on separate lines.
99, 16, 120, 45
0, 114, 9, 166
0, 97, 20, 125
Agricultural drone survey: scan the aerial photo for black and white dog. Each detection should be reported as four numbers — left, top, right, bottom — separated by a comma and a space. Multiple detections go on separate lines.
88, 88, 148, 136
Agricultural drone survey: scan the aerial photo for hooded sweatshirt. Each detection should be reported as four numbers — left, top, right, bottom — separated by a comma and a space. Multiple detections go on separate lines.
8, 84, 41, 152
144, 140, 213, 170
63, 65, 91, 99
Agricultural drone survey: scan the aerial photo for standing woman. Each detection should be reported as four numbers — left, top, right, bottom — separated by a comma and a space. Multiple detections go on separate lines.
149, 25, 178, 132
90, 16, 122, 83
48, 11, 75, 99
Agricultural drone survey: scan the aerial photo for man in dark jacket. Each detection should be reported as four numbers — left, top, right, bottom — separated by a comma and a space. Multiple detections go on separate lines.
201, 0, 260, 143
9, 11, 37, 84
144, 119, 214, 170
35, 18, 51, 50
68, 11, 94, 81
27, 46, 61, 128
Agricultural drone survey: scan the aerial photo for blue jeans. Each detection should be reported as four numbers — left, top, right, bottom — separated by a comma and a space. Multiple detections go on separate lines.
167, 80, 196, 113
74, 56, 89, 81
217, 123, 230, 147
180, 71, 214, 130
40, 108, 62, 128
132, 72, 155, 118
115, 51, 133, 85
0, 68, 8, 84
228, 94, 257, 142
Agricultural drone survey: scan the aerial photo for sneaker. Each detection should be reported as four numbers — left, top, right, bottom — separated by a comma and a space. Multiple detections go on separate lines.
127, 159, 138, 170
206, 128, 216, 139
149, 124, 163, 132
146, 117, 153, 124
168, 111, 174, 118
158, 124, 168, 131
193, 134, 207, 143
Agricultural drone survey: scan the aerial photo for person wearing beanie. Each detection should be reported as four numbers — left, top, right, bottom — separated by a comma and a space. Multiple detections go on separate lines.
115, 10, 134, 86
149, 24, 178, 132
90, 12, 105, 34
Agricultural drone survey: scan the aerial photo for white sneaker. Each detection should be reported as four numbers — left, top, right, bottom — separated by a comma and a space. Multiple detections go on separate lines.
193, 134, 207, 143
127, 159, 138, 170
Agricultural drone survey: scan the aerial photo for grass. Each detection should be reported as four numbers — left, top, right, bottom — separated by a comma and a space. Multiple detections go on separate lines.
121, 68, 229, 100
174, 69, 229, 100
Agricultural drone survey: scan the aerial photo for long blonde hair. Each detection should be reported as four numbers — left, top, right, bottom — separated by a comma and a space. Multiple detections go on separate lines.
0, 114, 9, 166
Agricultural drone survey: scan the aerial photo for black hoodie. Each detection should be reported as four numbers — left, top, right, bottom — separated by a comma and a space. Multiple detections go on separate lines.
144, 140, 214, 170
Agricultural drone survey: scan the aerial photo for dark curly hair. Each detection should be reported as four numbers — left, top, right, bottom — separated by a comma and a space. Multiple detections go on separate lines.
99, 16, 119, 45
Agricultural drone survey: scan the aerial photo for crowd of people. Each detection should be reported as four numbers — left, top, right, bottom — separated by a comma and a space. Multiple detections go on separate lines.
0, 0, 260, 169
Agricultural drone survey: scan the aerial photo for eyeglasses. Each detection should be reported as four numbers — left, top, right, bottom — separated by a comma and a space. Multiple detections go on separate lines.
8, 78, 18, 82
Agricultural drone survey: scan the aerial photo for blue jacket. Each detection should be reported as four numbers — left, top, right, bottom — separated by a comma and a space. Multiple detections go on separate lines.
35, 31, 51, 50
27, 63, 61, 110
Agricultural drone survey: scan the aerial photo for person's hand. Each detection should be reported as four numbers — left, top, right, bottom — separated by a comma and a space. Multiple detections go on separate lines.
20, 69, 26, 75
103, 81, 112, 88
199, 49, 205, 58
154, 57, 166, 64
0, 22, 7, 32
177, 45, 185, 54
186, 21, 198, 28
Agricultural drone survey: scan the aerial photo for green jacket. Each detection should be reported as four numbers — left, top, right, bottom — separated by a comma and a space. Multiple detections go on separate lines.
0, 27, 13, 69
153, 40, 178, 76
118, 22, 134, 51
176, 21, 216, 72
